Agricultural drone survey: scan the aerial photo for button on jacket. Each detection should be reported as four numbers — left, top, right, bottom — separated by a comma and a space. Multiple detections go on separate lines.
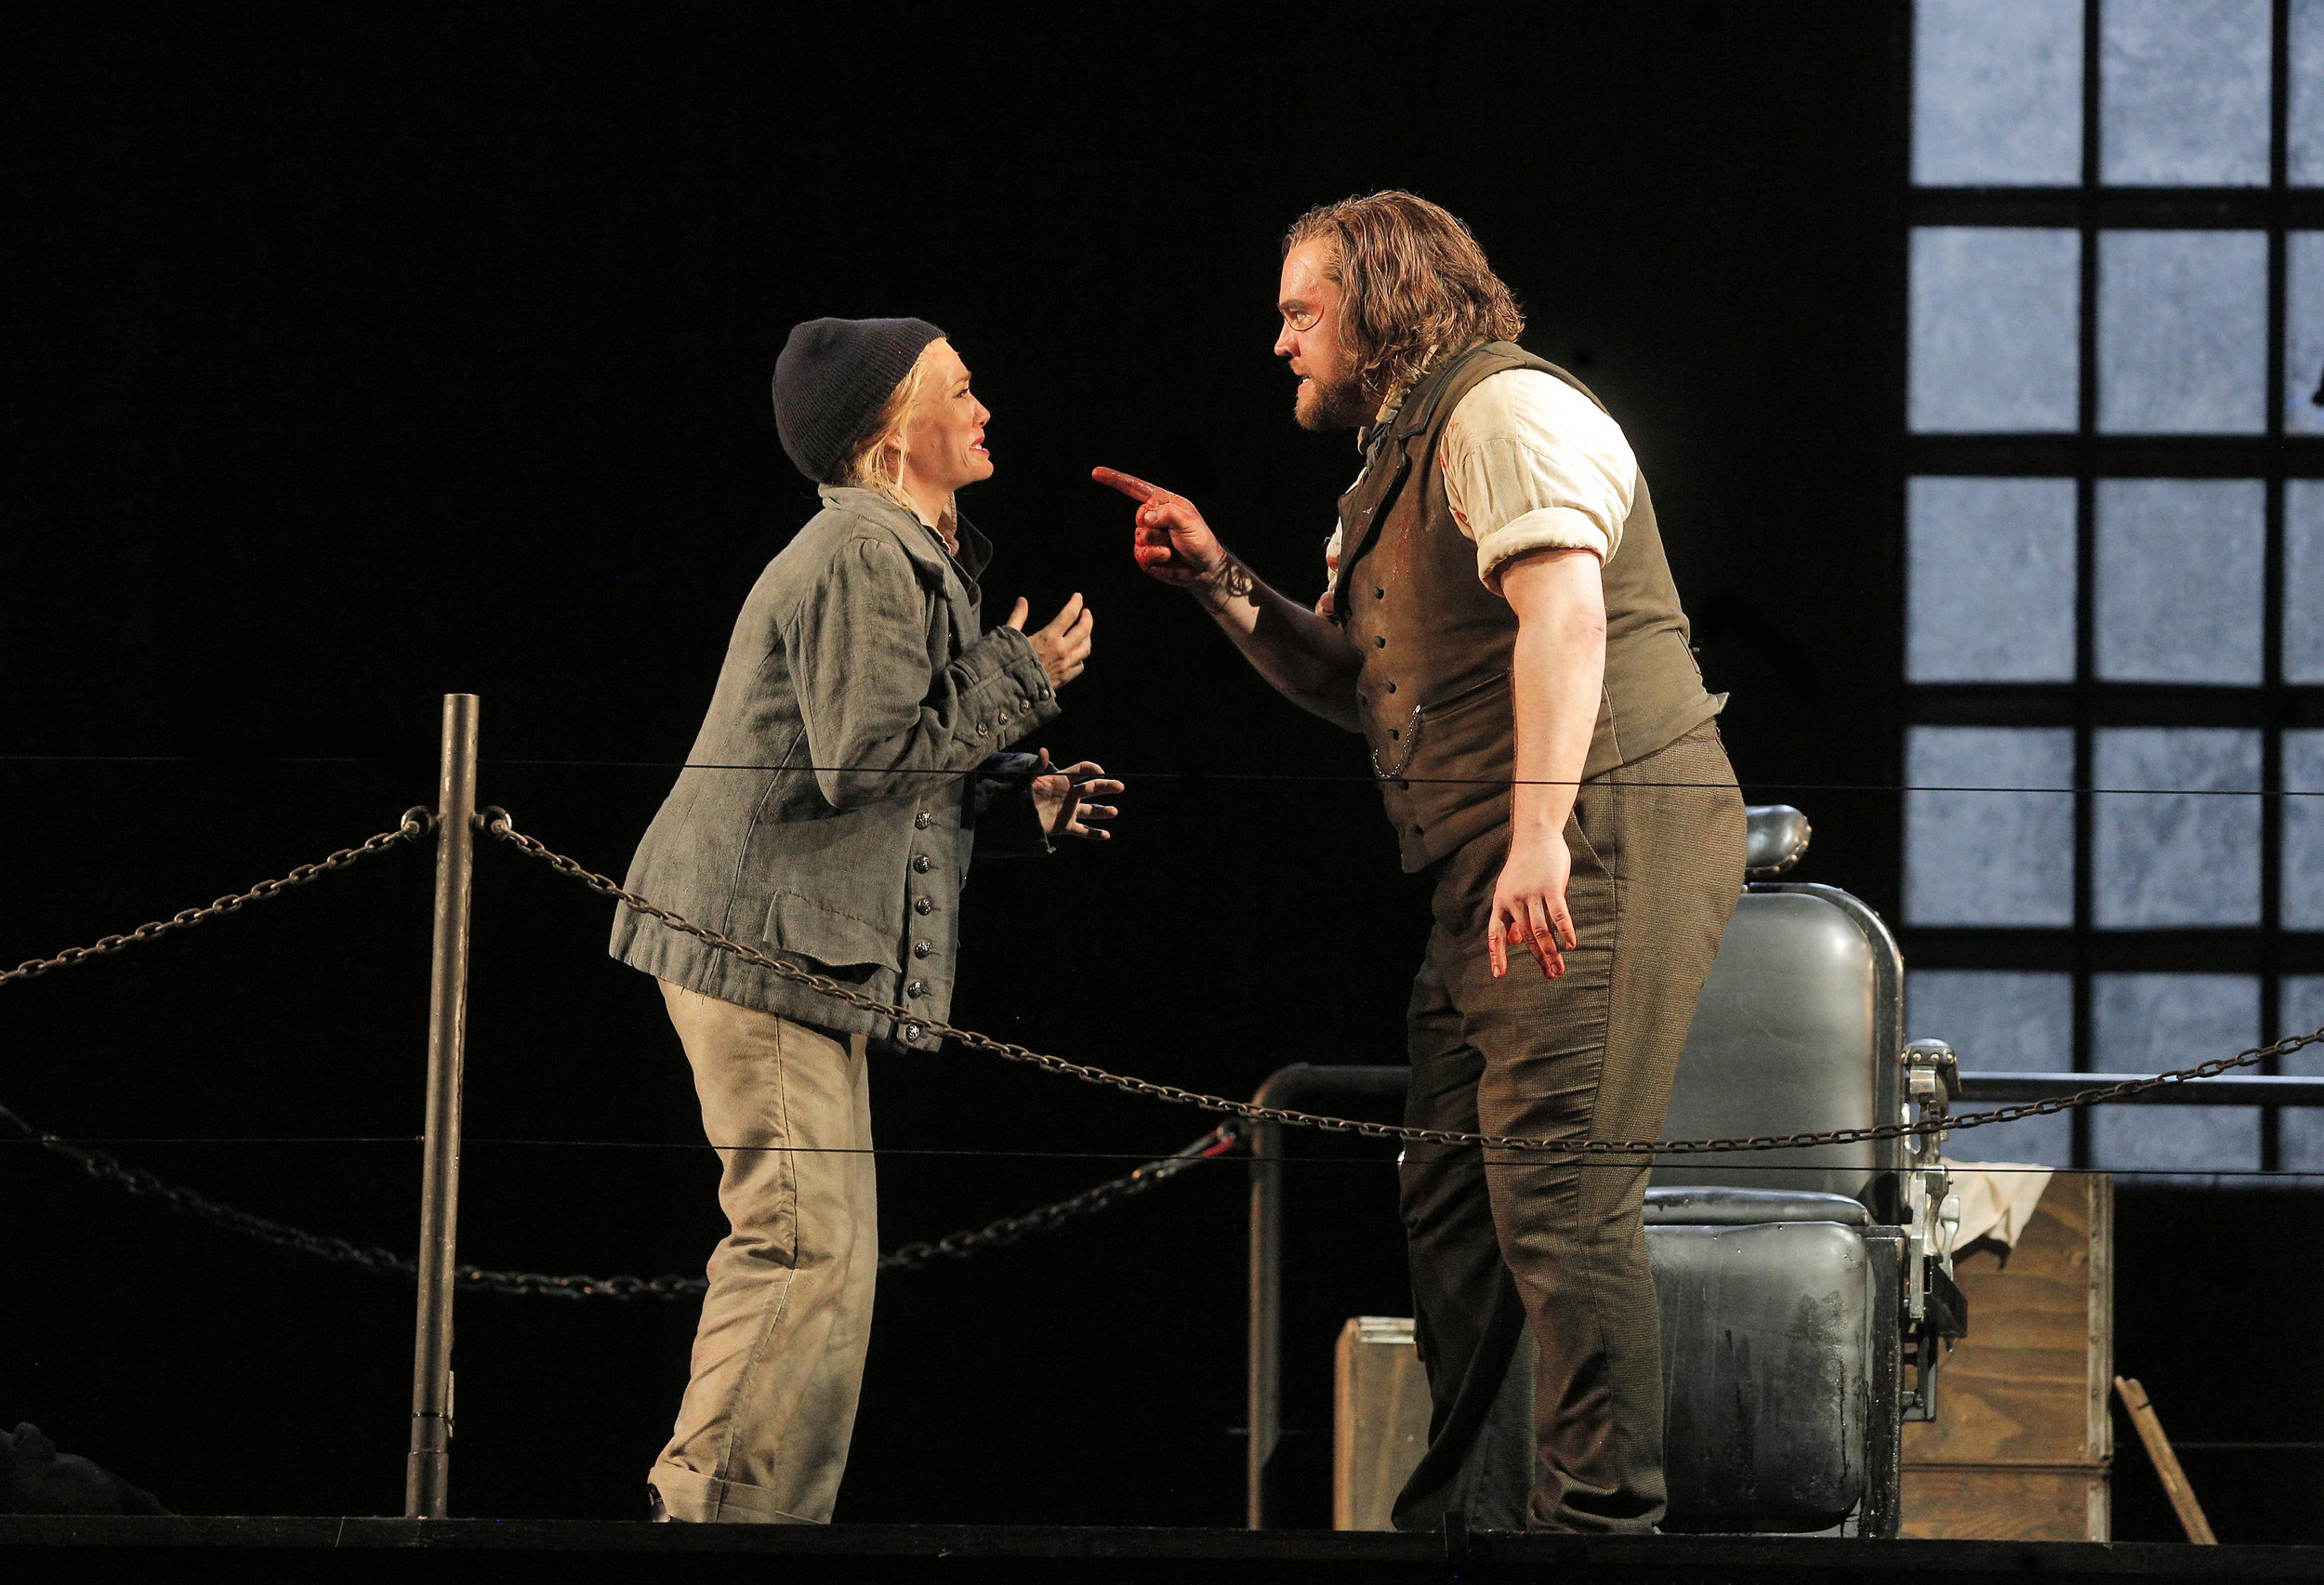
611, 485, 1062, 1051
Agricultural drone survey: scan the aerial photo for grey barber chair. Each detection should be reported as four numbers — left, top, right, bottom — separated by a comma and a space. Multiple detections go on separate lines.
1646, 805, 1964, 1535
1474, 806, 1965, 1537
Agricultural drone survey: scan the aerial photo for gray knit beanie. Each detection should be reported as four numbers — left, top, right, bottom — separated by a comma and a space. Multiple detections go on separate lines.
772, 316, 947, 484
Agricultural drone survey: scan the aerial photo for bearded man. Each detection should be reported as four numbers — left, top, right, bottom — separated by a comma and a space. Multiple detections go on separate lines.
1096, 191, 1743, 1533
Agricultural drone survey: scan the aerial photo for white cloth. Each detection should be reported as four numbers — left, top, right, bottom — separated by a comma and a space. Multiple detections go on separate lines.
1321, 367, 1639, 596
1940, 1159, 2053, 1252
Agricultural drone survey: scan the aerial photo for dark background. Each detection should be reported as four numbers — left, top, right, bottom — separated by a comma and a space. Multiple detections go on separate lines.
2, 0, 2312, 1545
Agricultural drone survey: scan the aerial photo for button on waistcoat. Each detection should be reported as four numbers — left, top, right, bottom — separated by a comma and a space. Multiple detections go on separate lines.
1332, 342, 1723, 871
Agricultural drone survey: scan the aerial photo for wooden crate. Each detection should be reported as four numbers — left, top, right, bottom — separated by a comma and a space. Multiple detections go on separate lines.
1900, 1171, 2113, 1540
1333, 1316, 1432, 1530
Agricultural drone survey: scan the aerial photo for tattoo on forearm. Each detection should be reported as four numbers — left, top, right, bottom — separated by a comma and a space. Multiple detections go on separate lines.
1208, 560, 1256, 601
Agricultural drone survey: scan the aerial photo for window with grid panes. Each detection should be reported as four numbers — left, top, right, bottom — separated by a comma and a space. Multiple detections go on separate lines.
1905, 0, 2324, 1179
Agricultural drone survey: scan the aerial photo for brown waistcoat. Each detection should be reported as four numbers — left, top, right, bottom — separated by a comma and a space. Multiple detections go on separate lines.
1332, 341, 1723, 871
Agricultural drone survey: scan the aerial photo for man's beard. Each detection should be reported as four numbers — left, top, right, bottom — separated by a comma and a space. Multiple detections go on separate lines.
1294, 370, 1372, 432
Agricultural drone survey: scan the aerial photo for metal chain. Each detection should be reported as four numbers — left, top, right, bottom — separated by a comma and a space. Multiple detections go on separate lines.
11, 799, 2315, 1301
0, 1101, 417, 1275
0, 1100, 702, 1300
881, 1126, 1236, 1269
0, 805, 1231, 1298
0, 810, 435, 992
483, 809, 2324, 1157
0, 1100, 1234, 1298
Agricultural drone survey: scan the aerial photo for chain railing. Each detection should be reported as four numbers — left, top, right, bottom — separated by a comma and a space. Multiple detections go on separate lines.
0, 1098, 1238, 1297
0, 1098, 681, 1299
0, 802, 1237, 1298
0, 809, 433, 992
8, 802, 2314, 1161
483, 809, 2324, 1159
10, 800, 2324, 1307
0, 1101, 420, 1276
881, 1125, 1236, 1269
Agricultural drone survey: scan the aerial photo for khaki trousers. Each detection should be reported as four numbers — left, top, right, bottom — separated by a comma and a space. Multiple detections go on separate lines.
646, 983, 878, 1524
1392, 724, 1745, 1534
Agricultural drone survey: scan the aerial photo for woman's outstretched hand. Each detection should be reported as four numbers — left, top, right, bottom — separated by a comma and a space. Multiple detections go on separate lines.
1092, 468, 1227, 591
1031, 750, 1123, 841
1005, 593, 1093, 687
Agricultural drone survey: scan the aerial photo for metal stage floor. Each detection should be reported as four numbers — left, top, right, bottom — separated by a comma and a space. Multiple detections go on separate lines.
1, 1518, 2318, 1583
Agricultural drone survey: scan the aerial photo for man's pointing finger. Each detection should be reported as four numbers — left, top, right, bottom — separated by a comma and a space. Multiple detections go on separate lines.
1091, 467, 1162, 503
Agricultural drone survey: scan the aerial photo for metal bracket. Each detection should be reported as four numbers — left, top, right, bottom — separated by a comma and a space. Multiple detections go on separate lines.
1898, 1037, 1962, 1422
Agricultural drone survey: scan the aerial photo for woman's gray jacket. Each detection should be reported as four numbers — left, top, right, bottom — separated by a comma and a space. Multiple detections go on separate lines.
610, 485, 1062, 1050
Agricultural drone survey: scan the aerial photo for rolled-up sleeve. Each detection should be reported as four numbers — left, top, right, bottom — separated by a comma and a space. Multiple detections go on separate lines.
1439, 368, 1638, 592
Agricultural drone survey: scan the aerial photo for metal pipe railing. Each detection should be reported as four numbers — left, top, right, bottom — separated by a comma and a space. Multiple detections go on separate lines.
406, 693, 479, 1519
1246, 1063, 1405, 1530
1958, 1072, 2324, 1105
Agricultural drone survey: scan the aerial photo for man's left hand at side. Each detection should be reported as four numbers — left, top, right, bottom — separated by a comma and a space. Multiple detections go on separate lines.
1031, 749, 1124, 840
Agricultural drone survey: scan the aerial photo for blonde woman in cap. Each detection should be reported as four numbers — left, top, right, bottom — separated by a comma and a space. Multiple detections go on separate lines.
614, 316, 1118, 1524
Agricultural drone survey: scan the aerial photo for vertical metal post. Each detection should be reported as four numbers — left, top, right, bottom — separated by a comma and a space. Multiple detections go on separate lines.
405, 693, 479, 1519
1242, 1064, 1405, 1530
1246, 1118, 1281, 1530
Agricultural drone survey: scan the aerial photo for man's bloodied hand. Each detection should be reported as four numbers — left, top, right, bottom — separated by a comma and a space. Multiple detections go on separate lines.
1488, 834, 1579, 981
1092, 468, 1231, 594
1031, 749, 1125, 841
1006, 593, 1093, 687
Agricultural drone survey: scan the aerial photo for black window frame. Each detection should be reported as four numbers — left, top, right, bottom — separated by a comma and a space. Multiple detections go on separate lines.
1900, 0, 2324, 1172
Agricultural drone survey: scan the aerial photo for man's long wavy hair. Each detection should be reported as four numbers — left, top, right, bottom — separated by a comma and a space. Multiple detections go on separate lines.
1284, 192, 1525, 399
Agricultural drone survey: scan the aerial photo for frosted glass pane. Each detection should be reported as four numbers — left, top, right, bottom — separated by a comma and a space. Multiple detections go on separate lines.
1908, 477, 2078, 681
2289, 482, 2324, 680
2100, 0, 2271, 186
1907, 727, 2076, 926
1914, 0, 2084, 185
1910, 228, 2081, 433
2097, 231, 2267, 434
2292, 0, 2324, 184
1909, 970, 2075, 1166
2090, 973, 2261, 1171
2286, 731, 2324, 931
2093, 728, 2263, 927
2289, 234, 2324, 436
2287, 978, 2324, 1063
2283, 976, 2324, 1170
2093, 478, 2265, 682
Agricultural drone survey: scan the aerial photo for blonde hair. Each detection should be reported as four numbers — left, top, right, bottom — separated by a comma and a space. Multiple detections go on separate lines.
1284, 192, 1525, 398
841, 337, 950, 516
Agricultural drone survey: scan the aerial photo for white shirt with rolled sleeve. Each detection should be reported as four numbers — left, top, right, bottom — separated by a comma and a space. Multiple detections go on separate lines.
1321, 367, 1637, 599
